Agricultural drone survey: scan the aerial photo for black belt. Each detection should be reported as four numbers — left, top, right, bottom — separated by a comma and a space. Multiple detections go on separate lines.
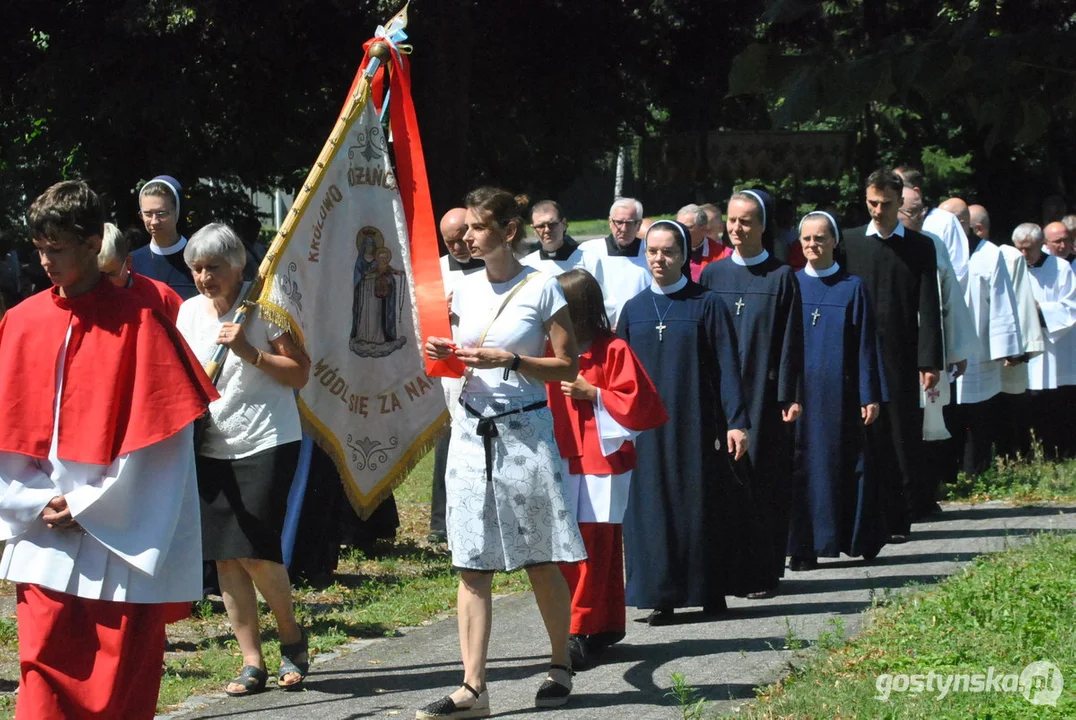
462, 400, 547, 483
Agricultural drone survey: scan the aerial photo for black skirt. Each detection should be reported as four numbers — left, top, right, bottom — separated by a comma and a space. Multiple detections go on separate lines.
197, 441, 300, 563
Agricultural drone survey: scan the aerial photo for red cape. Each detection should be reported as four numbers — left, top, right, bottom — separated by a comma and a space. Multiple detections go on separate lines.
0, 278, 218, 465
689, 237, 734, 282
547, 335, 668, 475
129, 272, 183, 323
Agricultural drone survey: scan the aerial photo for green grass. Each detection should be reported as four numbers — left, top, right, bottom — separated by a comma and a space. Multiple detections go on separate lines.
524, 214, 679, 241
947, 440, 1076, 504
723, 531, 1076, 719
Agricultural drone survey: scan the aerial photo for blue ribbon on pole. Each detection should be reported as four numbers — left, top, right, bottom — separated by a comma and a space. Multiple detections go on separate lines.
281, 432, 315, 569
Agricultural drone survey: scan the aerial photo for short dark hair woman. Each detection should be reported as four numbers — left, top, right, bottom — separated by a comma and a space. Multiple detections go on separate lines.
421, 187, 585, 717
175, 222, 312, 696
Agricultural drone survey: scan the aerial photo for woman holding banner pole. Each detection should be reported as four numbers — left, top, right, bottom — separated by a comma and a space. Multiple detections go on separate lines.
175, 222, 312, 696
421, 187, 586, 718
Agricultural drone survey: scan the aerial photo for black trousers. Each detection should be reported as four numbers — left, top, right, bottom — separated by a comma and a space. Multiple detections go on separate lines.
1026, 387, 1076, 460
994, 392, 1033, 459
429, 429, 450, 534
922, 393, 1001, 507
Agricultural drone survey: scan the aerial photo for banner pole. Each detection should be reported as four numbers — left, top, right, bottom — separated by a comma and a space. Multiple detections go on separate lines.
202, 41, 395, 382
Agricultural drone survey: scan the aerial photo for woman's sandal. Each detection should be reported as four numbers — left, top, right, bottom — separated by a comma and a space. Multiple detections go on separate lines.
224, 664, 268, 697
278, 628, 310, 691
534, 663, 574, 708
415, 682, 490, 719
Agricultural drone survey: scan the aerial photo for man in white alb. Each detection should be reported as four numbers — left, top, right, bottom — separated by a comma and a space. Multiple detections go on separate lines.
578, 198, 652, 330
939, 198, 1023, 477
1012, 222, 1076, 458
523, 200, 584, 276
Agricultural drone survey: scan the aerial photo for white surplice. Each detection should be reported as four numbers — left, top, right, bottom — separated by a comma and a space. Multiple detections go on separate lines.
998, 243, 1046, 394
923, 207, 969, 286
1024, 254, 1076, 390
955, 240, 1023, 404
578, 239, 651, 330
560, 390, 640, 524
522, 247, 586, 277
920, 234, 979, 439
0, 327, 202, 604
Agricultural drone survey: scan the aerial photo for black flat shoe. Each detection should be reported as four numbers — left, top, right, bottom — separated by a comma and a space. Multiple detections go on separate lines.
589, 630, 626, 648
703, 597, 729, 616
789, 556, 818, 572
888, 533, 909, 544
567, 634, 590, 671
745, 587, 778, 600
416, 682, 490, 719
535, 664, 573, 708
645, 608, 675, 626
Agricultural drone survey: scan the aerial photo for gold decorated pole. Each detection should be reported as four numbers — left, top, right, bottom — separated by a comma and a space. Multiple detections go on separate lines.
203, 11, 405, 382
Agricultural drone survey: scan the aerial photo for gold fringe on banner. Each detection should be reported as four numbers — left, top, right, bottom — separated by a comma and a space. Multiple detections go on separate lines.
298, 395, 450, 520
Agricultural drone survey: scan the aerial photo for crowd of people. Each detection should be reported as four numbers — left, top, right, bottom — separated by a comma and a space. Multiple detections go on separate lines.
421, 169, 1076, 718
0, 178, 316, 718
0, 165, 1072, 719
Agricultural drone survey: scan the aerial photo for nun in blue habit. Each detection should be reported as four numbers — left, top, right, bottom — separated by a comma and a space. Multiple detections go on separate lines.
618, 220, 758, 625
698, 189, 804, 598
787, 211, 889, 568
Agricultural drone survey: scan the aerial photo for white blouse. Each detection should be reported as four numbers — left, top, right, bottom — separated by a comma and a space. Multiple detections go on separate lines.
452, 267, 566, 399
176, 285, 302, 459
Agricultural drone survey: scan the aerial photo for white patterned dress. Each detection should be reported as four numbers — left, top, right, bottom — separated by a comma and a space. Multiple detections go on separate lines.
446, 267, 586, 571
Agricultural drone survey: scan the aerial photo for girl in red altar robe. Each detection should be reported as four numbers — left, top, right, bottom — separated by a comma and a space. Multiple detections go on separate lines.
547, 269, 668, 670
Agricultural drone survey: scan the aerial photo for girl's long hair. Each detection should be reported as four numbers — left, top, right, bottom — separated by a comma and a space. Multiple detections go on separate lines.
556, 269, 611, 344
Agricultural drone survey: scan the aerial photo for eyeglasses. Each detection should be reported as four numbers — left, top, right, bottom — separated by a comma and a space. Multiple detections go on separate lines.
140, 210, 173, 220
610, 219, 640, 228
531, 221, 562, 232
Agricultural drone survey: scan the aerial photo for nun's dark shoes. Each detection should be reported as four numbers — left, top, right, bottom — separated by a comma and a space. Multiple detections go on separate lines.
644, 608, 675, 626
789, 556, 819, 572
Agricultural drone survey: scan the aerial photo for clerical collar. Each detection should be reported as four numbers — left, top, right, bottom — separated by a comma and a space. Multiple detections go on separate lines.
606, 233, 642, 257
690, 237, 713, 261
650, 275, 688, 295
1029, 253, 1048, 269
731, 248, 769, 267
539, 234, 579, 261
805, 262, 840, 278
866, 220, 906, 240
446, 254, 484, 272
150, 235, 188, 256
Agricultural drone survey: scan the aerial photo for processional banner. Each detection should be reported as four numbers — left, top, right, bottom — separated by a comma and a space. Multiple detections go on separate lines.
255, 17, 453, 516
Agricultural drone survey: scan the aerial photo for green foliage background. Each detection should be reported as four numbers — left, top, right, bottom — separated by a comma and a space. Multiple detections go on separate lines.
1, 0, 1074, 245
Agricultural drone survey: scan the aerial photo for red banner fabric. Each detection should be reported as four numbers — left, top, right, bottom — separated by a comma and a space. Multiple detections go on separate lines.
357, 40, 465, 378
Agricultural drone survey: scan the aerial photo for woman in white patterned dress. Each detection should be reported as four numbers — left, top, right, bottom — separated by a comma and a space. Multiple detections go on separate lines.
420, 187, 586, 719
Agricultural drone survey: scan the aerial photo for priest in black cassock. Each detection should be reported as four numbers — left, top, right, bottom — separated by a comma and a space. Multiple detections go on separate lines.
788, 212, 888, 569
699, 189, 804, 598
837, 169, 944, 541
618, 220, 751, 626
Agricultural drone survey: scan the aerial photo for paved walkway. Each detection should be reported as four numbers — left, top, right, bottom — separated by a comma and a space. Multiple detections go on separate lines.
165, 502, 1076, 719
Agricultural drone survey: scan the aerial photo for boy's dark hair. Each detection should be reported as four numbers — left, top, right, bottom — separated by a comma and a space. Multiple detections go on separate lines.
27, 180, 104, 244
865, 169, 904, 196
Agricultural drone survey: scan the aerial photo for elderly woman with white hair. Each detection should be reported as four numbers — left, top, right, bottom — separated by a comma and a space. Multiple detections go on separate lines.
175, 222, 312, 697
